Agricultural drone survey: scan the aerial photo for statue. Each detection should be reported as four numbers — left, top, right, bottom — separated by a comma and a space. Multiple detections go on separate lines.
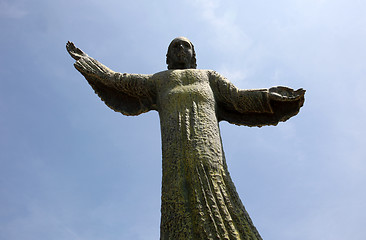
66, 37, 305, 240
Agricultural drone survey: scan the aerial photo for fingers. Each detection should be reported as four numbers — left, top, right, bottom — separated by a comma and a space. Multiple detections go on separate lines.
66, 41, 80, 60
66, 41, 76, 54
295, 88, 306, 97
297, 88, 306, 93
66, 41, 86, 60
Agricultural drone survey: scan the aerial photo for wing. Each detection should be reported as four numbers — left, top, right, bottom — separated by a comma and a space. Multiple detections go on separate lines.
209, 71, 304, 127
73, 56, 157, 116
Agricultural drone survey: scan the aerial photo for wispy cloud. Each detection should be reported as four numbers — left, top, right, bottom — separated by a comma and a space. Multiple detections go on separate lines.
216, 65, 248, 85
189, 0, 255, 85
191, 0, 251, 53
0, 0, 27, 19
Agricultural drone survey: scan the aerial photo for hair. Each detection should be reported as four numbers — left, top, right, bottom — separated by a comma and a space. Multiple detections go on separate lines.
166, 37, 197, 70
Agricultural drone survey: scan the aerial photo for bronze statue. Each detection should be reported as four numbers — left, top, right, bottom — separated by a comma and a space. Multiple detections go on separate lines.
67, 37, 305, 240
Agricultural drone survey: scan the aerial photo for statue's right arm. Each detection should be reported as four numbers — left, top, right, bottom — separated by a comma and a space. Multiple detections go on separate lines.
67, 42, 154, 96
66, 41, 115, 79
66, 41, 157, 115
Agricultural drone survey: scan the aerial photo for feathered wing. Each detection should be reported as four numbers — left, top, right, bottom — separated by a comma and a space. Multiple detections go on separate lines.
209, 71, 304, 127
74, 56, 157, 116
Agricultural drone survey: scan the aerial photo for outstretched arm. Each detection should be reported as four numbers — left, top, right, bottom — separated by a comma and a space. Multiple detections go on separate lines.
66, 41, 157, 115
67, 41, 116, 82
209, 71, 305, 127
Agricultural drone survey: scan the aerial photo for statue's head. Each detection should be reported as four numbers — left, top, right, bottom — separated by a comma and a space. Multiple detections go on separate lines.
166, 37, 197, 70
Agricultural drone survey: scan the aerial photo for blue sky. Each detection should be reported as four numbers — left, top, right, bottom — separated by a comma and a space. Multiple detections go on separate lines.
1, 0, 365, 239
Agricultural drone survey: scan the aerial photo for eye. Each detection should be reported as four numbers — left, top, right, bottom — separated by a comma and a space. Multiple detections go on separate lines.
183, 42, 190, 48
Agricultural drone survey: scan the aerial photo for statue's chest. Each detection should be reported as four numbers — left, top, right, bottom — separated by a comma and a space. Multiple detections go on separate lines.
158, 70, 215, 106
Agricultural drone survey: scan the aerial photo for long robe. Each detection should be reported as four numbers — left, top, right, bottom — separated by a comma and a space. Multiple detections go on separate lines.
73, 56, 304, 240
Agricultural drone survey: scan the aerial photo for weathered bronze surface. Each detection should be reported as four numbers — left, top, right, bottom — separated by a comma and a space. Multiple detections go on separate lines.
67, 37, 305, 240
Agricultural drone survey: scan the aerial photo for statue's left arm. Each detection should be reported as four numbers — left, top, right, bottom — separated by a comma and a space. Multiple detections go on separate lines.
209, 71, 305, 127
66, 42, 157, 116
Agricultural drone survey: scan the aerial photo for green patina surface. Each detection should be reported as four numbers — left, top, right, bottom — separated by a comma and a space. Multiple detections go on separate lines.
67, 40, 304, 239
156, 69, 262, 239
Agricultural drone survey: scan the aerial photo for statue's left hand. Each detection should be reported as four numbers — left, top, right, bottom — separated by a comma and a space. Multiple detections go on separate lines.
269, 86, 305, 101
66, 41, 88, 60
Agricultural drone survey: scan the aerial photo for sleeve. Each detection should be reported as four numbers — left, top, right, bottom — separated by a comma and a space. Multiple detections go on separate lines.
74, 56, 157, 116
209, 71, 304, 127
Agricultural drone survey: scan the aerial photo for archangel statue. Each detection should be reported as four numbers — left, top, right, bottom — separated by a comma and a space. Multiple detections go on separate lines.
67, 37, 305, 240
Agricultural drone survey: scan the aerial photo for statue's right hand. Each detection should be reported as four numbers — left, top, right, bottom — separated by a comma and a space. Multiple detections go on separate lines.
66, 41, 87, 60
269, 86, 305, 101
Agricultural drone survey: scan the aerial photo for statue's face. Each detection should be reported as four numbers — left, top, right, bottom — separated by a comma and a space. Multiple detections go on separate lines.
168, 37, 194, 69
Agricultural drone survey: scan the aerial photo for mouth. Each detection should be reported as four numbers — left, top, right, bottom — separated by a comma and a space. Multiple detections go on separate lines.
174, 53, 188, 62
176, 51, 186, 57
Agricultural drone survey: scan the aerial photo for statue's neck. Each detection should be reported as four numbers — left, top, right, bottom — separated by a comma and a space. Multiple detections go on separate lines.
169, 62, 191, 70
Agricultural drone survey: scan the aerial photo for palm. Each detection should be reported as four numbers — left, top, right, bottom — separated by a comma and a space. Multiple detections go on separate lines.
269, 86, 305, 101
